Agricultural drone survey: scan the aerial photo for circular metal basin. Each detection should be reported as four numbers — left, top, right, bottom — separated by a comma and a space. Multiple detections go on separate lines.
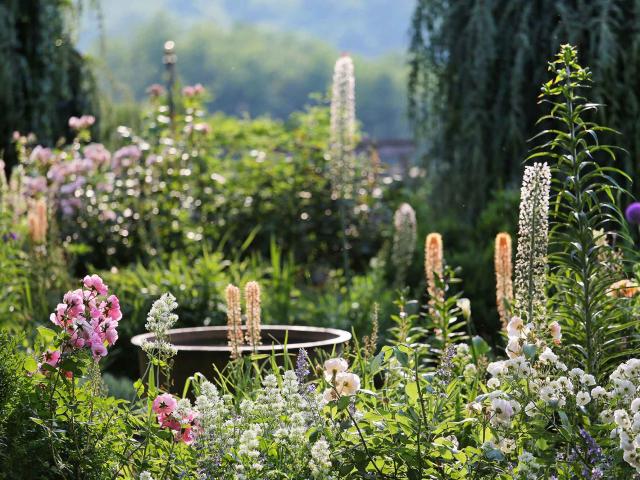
131, 325, 352, 391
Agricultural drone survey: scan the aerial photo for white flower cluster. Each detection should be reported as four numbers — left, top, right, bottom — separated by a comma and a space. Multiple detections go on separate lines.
329, 55, 356, 200
139, 471, 154, 480
477, 317, 602, 450
193, 370, 334, 479
514, 162, 551, 328
142, 293, 179, 358
602, 359, 640, 471
392, 203, 417, 283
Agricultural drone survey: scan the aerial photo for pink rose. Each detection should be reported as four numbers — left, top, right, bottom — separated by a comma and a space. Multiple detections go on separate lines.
83, 274, 108, 295
42, 350, 61, 368
106, 295, 122, 321
90, 335, 107, 361
153, 393, 177, 416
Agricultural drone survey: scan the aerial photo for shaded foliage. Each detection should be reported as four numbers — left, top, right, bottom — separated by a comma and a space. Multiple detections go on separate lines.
0, 0, 98, 168
410, 0, 640, 216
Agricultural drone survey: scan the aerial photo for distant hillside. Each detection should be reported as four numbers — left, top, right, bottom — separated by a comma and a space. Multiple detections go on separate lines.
88, 13, 411, 138
79, 0, 414, 57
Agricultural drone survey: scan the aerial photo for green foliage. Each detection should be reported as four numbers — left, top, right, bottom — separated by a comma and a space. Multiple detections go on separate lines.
532, 45, 638, 381
0, 0, 99, 168
96, 16, 409, 138
410, 0, 640, 214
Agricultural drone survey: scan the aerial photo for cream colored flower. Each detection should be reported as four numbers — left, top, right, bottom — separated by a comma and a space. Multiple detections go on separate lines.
335, 372, 360, 396
324, 358, 348, 381
457, 298, 471, 319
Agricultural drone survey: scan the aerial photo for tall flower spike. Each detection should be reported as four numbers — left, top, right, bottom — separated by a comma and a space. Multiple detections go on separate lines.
226, 284, 243, 359
244, 281, 262, 348
27, 198, 48, 244
329, 54, 356, 200
425, 233, 444, 304
392, 203, 417, 285
494, 232, 514, 329
143, 292, 179, 360
514, 162, 551, 330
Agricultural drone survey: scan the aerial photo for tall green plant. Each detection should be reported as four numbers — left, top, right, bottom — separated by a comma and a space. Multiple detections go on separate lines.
529, 44, 636, 381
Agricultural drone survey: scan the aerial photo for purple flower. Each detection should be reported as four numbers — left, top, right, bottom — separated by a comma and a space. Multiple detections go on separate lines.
2, 232, 18, 242
625, 202, 640, 224
295, 348, 310, 384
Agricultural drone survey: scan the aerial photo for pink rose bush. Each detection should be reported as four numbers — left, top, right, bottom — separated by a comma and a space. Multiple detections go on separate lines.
47, 273, 121, 364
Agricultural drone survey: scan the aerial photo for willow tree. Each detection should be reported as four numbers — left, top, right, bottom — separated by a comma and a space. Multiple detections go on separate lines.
409, 0, 640, 216
0, 0, 98, 167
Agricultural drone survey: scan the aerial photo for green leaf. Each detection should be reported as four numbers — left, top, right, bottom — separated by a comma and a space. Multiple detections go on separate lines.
36, 326, 57, 345
337, 395, 351, 411
23, 356, 38, 373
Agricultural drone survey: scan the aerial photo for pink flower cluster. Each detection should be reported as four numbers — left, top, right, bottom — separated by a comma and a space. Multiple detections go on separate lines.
49, 274, 122, 362
146, 83, 166, 97
152, 393, 199, 444
182, 83, 205, 97
68, 115, 95, 131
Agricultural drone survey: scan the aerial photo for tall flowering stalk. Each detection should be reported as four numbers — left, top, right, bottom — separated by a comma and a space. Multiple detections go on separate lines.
425, 232, 444, 305
244, 281, 262, 349
531, 45, 636, 379
329, 54, 356, 201
142, 293, 179, 364
226, 284, 243, 360
514, 163, 550, 331
329, 54, 357, 285
27, 198, 48, 244
494, 232, 513, 328
392, 203, 417, 286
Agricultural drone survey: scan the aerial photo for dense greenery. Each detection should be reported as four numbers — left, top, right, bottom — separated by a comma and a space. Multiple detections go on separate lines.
409, 0, 640, 213
95, 17, 409, 138
0, 0, 98, 167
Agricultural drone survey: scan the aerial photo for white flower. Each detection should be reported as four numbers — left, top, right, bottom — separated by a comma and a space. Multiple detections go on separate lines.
309, 437, 332, 477
335, 372, 360, 396
600, 409, 614, 423
632, 398, 640, 414
145, 292, 179, 335
525, 402, 536, 417
324, 358, 348, 381
581, 374, 596, 386
499, 437, 516, 454
620, 430, 634, 451
556, 376, 574, 393
506, 338, 522, 359
143, 293, 179, 358
591, 386, 607, 399
140, 472, 154, 480
457, 298, 471, 319
569, 368, 585, 378
576, 391, 591, 407
615, 379, 635, 398
539, 347, 557, 364
487, 361, 507, 377
487, 378, 500, 390
615, 409, 632, 430
490, 398, 514, 426
506, 316, 524, 339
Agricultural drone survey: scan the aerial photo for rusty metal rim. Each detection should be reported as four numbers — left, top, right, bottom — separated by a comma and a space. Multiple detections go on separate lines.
131, 325, 352, 352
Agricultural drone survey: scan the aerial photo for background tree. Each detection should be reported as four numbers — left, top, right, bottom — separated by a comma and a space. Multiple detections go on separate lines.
409, 0, 640, 216
0, 0, 98, 168
408, 0, 640, 338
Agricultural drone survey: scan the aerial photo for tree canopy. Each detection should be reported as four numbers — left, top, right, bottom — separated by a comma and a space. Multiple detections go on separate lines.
410, 0, 640, 215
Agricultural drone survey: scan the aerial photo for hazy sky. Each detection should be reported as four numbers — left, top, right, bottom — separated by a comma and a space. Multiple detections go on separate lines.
79, 0, 414, 57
